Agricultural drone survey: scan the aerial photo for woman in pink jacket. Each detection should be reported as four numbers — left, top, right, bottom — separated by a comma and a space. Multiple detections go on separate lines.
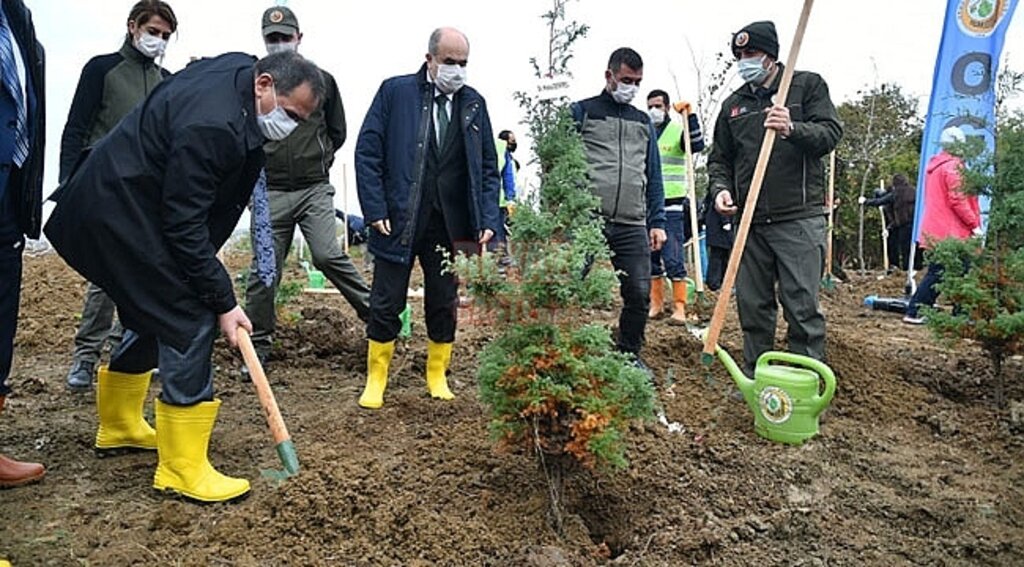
904, 126, 981, 324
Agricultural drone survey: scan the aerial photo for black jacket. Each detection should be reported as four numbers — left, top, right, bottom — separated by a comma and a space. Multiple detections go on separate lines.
45, 53, 265, 350
0, 0, 44, 241
59, 39, 168, 182
708, 66, 842, 224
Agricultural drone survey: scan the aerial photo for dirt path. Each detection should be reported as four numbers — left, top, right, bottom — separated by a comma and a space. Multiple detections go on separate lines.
1, 253, 1021, 565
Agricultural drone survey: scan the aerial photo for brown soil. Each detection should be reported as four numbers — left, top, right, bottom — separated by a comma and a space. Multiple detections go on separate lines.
2, 252, 1022, 566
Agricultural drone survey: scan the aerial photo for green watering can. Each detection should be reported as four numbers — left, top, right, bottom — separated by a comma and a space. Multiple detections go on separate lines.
715, 346, 836, 445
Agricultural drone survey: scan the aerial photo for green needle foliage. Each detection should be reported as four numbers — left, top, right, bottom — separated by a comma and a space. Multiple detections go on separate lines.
924, 112, 1024, 406
448, 0, 654, 473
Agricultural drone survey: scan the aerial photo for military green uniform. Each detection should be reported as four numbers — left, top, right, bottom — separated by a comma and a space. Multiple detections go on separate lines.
708, 65, 842, 374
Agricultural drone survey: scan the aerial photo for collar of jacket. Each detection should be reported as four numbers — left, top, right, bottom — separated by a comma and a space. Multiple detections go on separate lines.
416, 62, 431, 88
598, 88, 631, 107
746, 62, 785, 99
239, 67, 266, 153
119, 36, 157, 67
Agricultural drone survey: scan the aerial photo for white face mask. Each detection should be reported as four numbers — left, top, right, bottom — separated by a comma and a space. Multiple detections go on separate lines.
266, 41, 298, 55
434, 63, 467, 94
648, 107, 666, 125
737, 55, 770, 85
134, 32, 167, 60
611, 81, 639, 104
257, 86, 299, 141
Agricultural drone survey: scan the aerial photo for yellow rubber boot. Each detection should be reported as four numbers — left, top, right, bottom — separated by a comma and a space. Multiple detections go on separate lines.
668, 280, 689, 326
359, 339, 395, 409
95, 366, 157, 454
648, 277, 665, 319
426, 340, 455, 400
152, 399, 250, 503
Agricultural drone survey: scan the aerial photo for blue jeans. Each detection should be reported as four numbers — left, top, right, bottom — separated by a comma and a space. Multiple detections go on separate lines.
108, 311, 218, 406
650, 210, 690, 280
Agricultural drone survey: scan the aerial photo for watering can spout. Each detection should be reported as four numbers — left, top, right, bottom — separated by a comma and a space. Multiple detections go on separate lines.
714, 345, 757, 409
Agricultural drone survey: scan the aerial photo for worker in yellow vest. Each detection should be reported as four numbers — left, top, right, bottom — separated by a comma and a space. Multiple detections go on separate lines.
491, 130, 518, 268
646, 89, 704, 324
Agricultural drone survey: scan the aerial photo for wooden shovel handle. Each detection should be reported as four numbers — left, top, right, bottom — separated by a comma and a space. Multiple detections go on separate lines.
703, 0, 816, 359
237, 327, 291, 445
680, 114, 705, 293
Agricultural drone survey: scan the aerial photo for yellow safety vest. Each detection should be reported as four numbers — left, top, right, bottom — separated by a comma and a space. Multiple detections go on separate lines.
657, 121, 688, 200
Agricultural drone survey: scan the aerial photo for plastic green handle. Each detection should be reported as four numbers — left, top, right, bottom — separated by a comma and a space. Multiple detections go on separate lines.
757, 351, 836, 416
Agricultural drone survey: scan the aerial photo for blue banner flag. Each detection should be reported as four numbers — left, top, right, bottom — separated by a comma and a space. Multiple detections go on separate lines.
911, 0, 1018, 254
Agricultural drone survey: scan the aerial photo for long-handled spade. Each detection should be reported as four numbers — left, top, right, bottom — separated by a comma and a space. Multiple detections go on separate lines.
702, 0, 816, 366
822, 150, 837, 290
237, 328, 299, 482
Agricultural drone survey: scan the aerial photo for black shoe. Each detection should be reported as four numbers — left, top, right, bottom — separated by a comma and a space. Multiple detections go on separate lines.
239, 351, 269, 379
66, 360, 95, 392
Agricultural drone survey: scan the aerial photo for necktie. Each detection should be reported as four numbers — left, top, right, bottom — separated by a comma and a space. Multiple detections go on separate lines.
435, 93, 449, 144
0, 7, 27, 167
251, 170, 277, 287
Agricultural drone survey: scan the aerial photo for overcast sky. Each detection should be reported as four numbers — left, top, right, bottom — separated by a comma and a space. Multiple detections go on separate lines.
31, 0, 1024, 219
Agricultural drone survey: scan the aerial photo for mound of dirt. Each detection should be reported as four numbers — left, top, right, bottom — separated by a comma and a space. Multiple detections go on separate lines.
2, 253, 1022, 565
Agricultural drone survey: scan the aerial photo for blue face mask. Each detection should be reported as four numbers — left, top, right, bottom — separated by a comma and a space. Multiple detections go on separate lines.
737, 55, 769, 85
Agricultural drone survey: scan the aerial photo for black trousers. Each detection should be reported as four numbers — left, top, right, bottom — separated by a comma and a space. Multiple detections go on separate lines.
603, 223, 651, 355
0, 238, 22, 396
705, 245, 731, 291
367, 213, 458, 343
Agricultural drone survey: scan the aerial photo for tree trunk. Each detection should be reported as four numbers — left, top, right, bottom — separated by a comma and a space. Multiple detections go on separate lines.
857, 164, 873, 274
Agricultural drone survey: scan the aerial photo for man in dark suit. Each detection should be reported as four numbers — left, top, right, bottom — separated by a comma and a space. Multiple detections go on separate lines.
0, 0, 45, 490
45, 51, 323, 503
355, 27, 500, 409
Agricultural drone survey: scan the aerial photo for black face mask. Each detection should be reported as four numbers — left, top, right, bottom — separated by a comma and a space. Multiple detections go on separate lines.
507, 142, 517, 153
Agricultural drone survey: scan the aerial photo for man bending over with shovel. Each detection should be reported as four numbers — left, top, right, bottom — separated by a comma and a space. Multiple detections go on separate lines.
46, 51, 323, 503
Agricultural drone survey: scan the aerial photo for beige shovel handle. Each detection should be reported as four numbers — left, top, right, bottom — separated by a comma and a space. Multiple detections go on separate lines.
237, 327, 291, 445
680, 112, 705, 293
825, 150, 835, 278
703, 0, 816, 359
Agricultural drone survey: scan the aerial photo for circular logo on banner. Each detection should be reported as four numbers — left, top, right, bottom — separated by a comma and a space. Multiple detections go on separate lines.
957, 0, 1011, 37
734, 32, 750, 48
759, 387, 793, 424
269, 10, 285, 23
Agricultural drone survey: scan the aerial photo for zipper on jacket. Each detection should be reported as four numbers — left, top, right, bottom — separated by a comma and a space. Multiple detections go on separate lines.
611, 104, 624, 220
318, 131, 328, 177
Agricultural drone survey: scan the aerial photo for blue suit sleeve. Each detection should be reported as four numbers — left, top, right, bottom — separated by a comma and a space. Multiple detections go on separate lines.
478, 100, 501, 233
355, 82, 390, 224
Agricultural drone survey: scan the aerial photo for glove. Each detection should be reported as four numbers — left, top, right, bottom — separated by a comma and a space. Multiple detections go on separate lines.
972, 226, 984, 237
673, 100, 692, 115
857, 196, 867, 205
505, 202, 516, 217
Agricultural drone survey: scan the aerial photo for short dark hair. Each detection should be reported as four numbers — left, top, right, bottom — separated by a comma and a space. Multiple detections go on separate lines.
646, 89, 670, 108
608, 47, 643, 73
498, 130, 513, 141
255, 51, 326, 103
127, 0, 178, 32
892, 174, 910, 189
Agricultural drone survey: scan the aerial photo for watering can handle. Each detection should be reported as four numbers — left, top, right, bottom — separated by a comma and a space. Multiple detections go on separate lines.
757, 351, 836, 415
